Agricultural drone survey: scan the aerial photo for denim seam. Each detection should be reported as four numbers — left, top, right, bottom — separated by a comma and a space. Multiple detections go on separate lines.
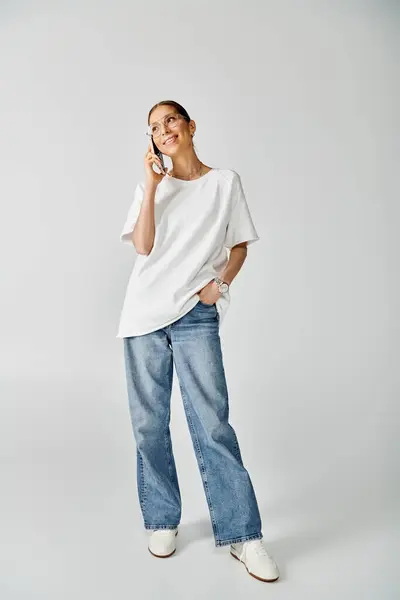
164, 426, 181, 507
215, 532, 263, 547
137, 449, 147, 515
179, 386, 220, 542
144, 523, 179, 530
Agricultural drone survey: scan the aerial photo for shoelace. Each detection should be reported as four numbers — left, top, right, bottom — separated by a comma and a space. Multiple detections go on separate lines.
239, 540, 274, 562
253, 541, 271, 556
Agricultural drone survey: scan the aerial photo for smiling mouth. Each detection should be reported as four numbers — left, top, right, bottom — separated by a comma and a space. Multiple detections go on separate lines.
164, 136, 178, 146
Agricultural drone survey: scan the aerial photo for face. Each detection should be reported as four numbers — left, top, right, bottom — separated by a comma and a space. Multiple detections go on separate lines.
148, 105, 195, 156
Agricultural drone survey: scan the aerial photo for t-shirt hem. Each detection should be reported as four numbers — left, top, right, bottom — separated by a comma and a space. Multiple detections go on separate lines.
116, 296, 201, 338
226, 234, 260, 249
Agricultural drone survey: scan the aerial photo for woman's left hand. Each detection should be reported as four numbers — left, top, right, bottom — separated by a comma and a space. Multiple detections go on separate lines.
198, 280, 221, 305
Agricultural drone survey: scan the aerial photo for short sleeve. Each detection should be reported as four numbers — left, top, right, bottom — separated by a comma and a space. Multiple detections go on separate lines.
120, 182, 144, 244
224, 172, 260, 249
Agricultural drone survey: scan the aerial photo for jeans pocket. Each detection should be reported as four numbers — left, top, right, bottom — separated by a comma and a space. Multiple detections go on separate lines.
198, 299, 215, 307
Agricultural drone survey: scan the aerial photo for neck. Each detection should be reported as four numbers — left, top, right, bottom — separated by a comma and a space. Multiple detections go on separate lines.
170, 151, 203, 180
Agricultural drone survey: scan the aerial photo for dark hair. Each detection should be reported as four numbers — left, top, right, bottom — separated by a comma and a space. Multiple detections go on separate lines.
147, 100, 192, 157
147, 100, 191, 126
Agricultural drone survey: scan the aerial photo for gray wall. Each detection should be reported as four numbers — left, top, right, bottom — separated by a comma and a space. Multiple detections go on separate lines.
0, 1, 398, 598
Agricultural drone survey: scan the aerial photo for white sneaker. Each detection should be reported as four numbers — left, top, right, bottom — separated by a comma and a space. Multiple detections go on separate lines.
230, 538, 279, 582
148, 528, 178, 558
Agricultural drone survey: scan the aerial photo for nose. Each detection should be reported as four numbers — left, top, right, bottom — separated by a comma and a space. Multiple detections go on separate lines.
160, 122, 171, 137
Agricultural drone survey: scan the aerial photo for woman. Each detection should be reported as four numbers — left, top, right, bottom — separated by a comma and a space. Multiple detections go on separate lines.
117, 100, 279, 583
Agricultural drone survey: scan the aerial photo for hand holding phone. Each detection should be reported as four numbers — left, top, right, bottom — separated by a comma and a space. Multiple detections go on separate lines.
149, 137, 166, 175
144, 139, 169, 186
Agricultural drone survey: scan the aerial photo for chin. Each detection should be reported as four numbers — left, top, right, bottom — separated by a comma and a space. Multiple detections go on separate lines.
163, 146, 180, 157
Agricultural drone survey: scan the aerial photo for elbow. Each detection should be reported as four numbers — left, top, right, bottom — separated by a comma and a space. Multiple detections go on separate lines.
131, 220, 155, 255
132, 231, 154, 255
134, 242, 153, 255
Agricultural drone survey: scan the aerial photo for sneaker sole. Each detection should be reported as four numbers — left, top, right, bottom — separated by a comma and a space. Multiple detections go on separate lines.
148, 529, 178, 558
230, 549, 279, 583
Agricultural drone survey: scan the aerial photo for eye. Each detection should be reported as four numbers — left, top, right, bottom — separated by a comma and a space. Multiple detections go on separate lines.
167, 116, 177, 123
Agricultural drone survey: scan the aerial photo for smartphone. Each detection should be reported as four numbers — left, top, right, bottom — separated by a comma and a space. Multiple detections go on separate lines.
150, 136, 166, 174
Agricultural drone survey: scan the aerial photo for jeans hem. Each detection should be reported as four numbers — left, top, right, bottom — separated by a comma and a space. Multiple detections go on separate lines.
144, 524, 179, 530
215, 532, 263, 547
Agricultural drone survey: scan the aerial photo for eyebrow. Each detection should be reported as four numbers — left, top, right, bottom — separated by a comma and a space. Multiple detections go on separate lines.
149, 112, 178, 127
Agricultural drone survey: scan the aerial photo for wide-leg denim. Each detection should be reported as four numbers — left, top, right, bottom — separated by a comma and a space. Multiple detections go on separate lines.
123, 300, 263, 547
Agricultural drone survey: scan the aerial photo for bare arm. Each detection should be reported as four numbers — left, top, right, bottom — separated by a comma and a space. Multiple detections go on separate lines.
219, 242, 248, 285
130, 182, 157, 255
196, 242, 248, 304
129, 142, 170, 255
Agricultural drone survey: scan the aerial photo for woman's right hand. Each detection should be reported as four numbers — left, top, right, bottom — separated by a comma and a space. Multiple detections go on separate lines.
144, 142, 169, 187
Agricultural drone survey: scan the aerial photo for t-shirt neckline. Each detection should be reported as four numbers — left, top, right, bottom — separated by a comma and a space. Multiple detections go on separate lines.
167, 168, 217, 184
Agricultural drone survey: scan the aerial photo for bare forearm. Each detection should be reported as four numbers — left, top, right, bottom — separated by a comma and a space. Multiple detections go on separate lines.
219, 245, 248, 285
131, 183, 157, 254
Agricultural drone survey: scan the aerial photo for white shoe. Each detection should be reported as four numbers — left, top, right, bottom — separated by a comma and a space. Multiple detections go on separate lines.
148, 528, 178, 558
230, 538, 279, 582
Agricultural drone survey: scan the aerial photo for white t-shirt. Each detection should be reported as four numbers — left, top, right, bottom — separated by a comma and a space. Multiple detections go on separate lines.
116, 168, 259, 338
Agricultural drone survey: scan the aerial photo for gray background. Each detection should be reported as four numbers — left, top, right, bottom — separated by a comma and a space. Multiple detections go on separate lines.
0, 1, 398, 598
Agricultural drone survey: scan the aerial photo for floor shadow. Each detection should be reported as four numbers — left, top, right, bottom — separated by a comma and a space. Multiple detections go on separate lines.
175, 518, 214, 551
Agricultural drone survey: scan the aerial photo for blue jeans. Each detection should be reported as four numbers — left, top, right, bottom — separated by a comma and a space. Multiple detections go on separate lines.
123, 300, 263, 547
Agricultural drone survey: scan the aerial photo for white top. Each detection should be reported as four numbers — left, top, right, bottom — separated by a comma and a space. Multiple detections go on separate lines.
116, 168, 259, 338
